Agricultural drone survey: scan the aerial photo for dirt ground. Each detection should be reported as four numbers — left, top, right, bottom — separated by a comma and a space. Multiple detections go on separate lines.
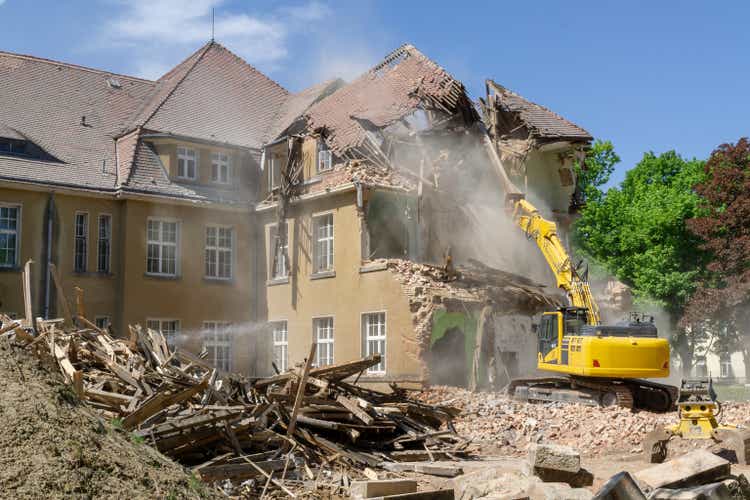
0, 338, 223, 500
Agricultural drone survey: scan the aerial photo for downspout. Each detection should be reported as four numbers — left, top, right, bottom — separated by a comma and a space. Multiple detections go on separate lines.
43, 192, 55, 319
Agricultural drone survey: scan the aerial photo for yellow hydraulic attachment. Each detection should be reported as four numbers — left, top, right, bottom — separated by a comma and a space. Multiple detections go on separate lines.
668, 379, 734, 439
643, 379, 749, 464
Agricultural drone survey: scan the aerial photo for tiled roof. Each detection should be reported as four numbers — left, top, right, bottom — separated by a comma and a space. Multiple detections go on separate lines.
0, 50, 155, 191
0, 43, 286, 203
305, 44, 477, 156
265, 78, 344, 142
130, 42, 289, 149
491, 84, 592, 141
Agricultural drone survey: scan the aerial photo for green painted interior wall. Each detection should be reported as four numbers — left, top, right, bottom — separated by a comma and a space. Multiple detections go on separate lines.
431, 309, 485, 386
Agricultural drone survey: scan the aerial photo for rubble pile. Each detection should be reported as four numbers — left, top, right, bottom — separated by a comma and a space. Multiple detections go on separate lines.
420, 386, 750, 457
1, 315, 468, 497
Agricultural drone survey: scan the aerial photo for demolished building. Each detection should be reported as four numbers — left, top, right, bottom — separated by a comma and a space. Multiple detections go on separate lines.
258, 45, 588, 388
0, 41, 591, 387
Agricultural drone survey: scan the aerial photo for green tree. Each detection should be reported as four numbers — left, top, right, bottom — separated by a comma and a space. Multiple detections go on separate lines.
573, 139, 620, 207
573, 150, 707, 375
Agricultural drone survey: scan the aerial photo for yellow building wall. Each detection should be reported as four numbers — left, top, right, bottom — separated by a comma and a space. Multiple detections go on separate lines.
260, 191, 422, 382
0, 187, 121, 324
119, 199, 256, 370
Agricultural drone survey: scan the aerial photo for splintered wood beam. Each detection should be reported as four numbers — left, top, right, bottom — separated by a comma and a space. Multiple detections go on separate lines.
48, 263, 72, 327
336, 394, 374, 425
287, 342, 316, 436
22, 259, 33, 328
122, 377, 208, 430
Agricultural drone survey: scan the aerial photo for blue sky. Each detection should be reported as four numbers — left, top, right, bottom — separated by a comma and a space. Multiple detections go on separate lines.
1, 0, 747, 186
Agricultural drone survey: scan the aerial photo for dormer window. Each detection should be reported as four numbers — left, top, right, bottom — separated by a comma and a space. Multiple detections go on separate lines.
176, 147, 197, 180
211, 152, 231, 184
0, 138, 26, 156
317, 141, 332, 173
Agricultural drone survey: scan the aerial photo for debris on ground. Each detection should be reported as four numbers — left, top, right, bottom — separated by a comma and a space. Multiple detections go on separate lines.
418, 386, 750, 457
0, 335, 221, 499
2, 314, 467, 498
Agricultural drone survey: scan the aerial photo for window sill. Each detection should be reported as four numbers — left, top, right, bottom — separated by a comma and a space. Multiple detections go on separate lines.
144, 273, 180, 281
267, 277, 290, 286
359, 262, 387, 274
203, 277, 235, 285
310, 270, 335, 280
72, 271, 115, 278
303, 176, 322, 186
0, 266, 22, 273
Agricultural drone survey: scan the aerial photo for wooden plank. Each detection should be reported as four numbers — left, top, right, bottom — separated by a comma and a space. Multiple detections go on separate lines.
287, 342, 316, 436
122, 378, 207, 430
336, 394, 374, 425
48, 263, 72, 327
73, 370, 84, 399
22, 260, 33, 328
53, 342, 76, 383
196, 459, 287, 482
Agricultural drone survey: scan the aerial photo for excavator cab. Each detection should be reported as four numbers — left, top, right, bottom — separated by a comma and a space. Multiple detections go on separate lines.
537, 308, 588, 360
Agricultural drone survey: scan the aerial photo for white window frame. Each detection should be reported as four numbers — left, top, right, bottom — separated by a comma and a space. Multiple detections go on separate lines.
211, 152, 232, 184
0, 203, 21, 268
362, 311, 387, 374
95, 315, 111, 331
146, 218, 180, 277
74, 211, 89, 273
203, 321, 232, 372
205, 225, 234, 280
313, 316, 334, 367
720, 353, 732, 379
146, 318, 180, 351
269, 223, 289, 280
97, 213, 112, 274
312, 212, 334, 274
271, 320, 288, 373
317, 141, 332, 173
176, 147, 198, 180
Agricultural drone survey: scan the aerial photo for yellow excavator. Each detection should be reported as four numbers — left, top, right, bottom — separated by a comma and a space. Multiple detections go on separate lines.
478, 130, 678, 412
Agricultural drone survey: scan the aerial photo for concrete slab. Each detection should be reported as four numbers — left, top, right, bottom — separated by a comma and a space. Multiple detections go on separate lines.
634, 450, 731, 490
649, 482, 732, 500
351, 479, 418, 499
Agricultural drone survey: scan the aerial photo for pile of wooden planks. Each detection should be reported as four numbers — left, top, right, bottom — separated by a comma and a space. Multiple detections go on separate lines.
2, 314, 467, 497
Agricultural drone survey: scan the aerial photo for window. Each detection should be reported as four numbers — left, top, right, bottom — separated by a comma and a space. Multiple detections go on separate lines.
267, 153, 280, 191
147, 318, 180, 351
694, 356, 708, 378
362, 312, 386, 374
269, 224, 288, 280
313, 213, 334, 273
720, 353, 733, 379
271, 321, 288, 372
203, 321, 232, 372
313, 317, 334, 366
205, 226, 233, 279
95, 316, 111, 331
74, 212, 88, 272
176, 147, 197, 180
211, 152, 231, 184
147, 219, 179, 276
0, 205, 20, 267
97, 214, 111, 273
317, 142, 332, 172
0, 138, 26, 156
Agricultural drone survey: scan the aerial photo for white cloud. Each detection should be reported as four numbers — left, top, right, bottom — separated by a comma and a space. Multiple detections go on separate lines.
0, 0, 6, 6
105, 0, 328, 78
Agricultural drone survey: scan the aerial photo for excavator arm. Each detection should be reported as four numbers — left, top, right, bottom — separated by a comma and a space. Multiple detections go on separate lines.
512, 198, 600, 326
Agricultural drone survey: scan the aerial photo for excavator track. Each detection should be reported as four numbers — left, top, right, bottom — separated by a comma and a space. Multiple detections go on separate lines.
508, 376, 676, 412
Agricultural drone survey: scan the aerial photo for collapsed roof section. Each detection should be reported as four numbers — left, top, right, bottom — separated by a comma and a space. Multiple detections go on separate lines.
481, 79, 592, 144
303, 44, 479, 165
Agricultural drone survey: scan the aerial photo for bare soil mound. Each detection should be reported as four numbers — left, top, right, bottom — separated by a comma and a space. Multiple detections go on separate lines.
0, 338, 221, 499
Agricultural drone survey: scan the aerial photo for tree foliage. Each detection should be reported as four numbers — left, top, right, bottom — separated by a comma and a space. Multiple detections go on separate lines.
682, 138, 750, 377
573, 139, 620, 206
573, 150, 707, 317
